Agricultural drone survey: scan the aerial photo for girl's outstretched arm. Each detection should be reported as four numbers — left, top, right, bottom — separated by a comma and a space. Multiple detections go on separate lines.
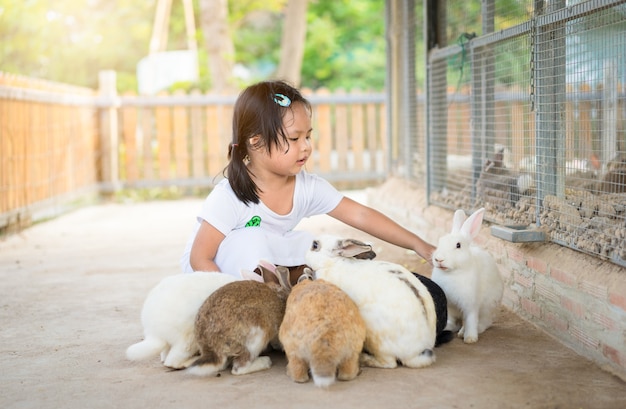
328, 196, 435, 264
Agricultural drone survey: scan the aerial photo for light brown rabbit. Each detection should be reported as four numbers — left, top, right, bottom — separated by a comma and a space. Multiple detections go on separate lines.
279, 268, 367, 388
187, 262, 291, 377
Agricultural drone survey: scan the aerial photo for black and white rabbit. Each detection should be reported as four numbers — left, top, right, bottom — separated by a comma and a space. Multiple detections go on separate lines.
412, 272, 454, 346
306, 235, 438, 369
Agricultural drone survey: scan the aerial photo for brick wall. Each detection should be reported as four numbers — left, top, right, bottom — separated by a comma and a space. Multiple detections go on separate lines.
367, 178, 626, 381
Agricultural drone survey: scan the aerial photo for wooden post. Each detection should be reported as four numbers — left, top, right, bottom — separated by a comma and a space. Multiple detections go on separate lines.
351, 90, 365, 172
173, 90, 189, 179
121, 95, 139, 183
205, 101, 221, 177
190, 89, 204, 179
335, 89, 349, 172
314, 88, 332, 174
365, 98, 378, 172
155, 93, 172, 181
98, 70, 120, 192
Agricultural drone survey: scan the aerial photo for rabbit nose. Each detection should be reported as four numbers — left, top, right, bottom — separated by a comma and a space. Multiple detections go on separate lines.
434, 258, 443, 264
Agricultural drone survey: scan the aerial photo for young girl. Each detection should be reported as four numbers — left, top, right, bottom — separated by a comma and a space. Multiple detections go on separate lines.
180, 80, 435, 278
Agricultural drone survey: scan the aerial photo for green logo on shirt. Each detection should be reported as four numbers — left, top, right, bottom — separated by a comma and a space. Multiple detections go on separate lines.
245, 216, 261, 227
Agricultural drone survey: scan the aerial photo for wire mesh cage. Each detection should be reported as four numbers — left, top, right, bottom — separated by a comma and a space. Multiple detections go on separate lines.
426, 0, 626, 266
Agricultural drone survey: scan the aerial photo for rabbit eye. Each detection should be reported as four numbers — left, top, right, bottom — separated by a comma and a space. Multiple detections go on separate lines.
311, 240, 320, 251
456, 242, 461, 249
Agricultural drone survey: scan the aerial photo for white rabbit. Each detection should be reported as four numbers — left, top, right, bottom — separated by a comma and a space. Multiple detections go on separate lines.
431, 208, 504, 344
305, 235, 437, 369
187, 261, 291, 377
279, 268, 366, 387
126, 271, 237, 368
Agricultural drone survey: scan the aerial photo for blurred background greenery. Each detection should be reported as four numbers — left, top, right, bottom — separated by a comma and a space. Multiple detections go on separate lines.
0, 0, 523, 93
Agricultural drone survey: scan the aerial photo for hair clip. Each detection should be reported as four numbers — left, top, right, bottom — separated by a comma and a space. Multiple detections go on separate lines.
273, 93, 291, 107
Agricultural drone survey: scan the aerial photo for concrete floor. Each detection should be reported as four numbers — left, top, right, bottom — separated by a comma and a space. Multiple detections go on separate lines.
1, 196, 625, 409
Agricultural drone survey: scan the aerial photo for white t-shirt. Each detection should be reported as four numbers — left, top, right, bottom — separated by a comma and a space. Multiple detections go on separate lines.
180, 170, 343, 276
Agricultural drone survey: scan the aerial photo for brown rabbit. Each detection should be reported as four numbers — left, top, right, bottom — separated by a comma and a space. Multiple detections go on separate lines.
187, 262, 291, 377
279, 268, 367, 388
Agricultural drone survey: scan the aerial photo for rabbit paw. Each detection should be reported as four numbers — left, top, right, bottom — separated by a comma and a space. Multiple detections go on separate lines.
458, 326, 479, 343
286, 356, 311, 383
231, 356, 272, 375
360, 352, 398, 369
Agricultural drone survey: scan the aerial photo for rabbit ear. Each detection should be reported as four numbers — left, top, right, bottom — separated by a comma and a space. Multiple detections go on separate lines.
334, 239, 373, 258
451, 209, 467, 233
258, 260, 277, 274
274, 266, 292, 290
460, 208, 485, 240
297, 267, 314, 283
353, 249, 377, 260
241, 269, 264, 282
254, 260, 284, 286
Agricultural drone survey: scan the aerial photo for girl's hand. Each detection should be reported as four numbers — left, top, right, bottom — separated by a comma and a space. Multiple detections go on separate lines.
329, 197, 436, 266
415, 241, 436, 266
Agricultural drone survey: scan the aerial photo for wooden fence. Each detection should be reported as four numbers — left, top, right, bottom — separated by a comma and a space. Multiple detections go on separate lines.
0, 72, 387, 230
0, 73, 99, 229
113, 89, 387, 190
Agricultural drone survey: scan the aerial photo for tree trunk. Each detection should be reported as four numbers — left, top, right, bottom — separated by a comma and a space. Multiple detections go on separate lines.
199, 0, 235, 92
275, 0, 309, 87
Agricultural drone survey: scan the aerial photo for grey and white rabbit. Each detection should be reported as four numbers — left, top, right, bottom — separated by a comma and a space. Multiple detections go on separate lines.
306, 235, 438, 369
431, 208, 504, 343
279, 268, 367, 388
187, 261, 290, 377
125, 271, 236, 368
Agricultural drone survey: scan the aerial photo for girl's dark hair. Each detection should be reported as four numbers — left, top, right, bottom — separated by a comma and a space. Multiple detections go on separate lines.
225, 80, 311, 205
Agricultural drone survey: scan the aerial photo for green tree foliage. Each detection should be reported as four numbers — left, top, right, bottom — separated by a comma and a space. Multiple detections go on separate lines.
300, 0, 386, 90
420, 0, 531, 90
0, 0, 388, 92
0, 0, 530, 93
231, 0, 386, 91
0, 0, 153, 90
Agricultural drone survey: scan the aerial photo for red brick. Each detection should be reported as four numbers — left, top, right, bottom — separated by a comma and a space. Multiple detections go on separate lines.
602, 344, 625, 367
609, 292, 626, 312
551, 267, 577, 287
514, 271, 533, 288
561, 296, 585, 319
544, 311, 568, 332
527, 257, 548, 275
521, 298, 541, 318
508, 248, 525, 263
